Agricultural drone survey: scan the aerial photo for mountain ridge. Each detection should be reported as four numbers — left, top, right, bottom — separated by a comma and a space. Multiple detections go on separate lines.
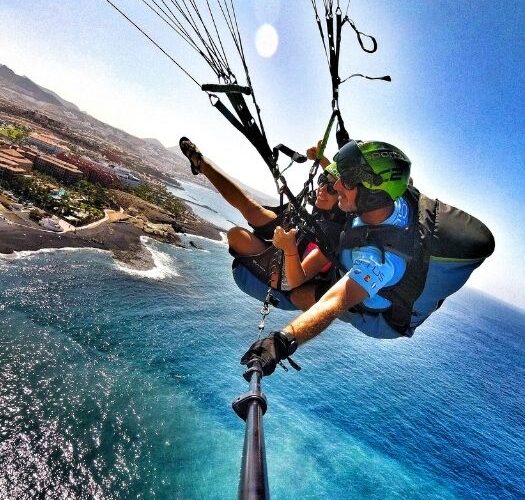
0, 63, 276, 205
0, 65, 79, 111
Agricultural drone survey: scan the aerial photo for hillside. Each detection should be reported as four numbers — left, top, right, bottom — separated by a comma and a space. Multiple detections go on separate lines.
0, 64, 276, 205
0, 65, 79, 111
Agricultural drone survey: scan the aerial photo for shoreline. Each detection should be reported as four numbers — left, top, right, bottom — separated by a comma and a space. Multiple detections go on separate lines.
0, 178, 226, 271
0, 216, 223, 271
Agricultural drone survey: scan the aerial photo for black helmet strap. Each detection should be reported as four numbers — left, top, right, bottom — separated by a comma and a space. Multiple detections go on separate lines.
355, 185, 394, 214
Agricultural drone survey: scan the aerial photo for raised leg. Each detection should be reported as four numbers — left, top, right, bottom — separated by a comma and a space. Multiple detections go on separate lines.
185, 144, 277, 227
227, 227, 268, 255
201, 158, 276, 226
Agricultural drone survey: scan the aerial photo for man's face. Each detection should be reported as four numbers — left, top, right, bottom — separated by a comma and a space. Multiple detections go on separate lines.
334, 178, 358, 212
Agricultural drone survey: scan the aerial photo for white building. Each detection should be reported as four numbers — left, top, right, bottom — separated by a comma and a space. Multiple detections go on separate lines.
112, 165, 142, 188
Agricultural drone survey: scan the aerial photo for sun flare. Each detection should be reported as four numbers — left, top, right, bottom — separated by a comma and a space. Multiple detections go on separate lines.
255, 24, 278, 58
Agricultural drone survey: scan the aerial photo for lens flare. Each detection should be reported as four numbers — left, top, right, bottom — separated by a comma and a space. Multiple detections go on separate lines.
255, 24, 278, 58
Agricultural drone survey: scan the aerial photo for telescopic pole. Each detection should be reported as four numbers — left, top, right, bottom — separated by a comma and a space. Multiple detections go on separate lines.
232, 358, 270, 500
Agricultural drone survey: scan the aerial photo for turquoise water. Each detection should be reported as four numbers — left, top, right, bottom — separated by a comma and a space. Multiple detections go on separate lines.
0, 183, 524, 499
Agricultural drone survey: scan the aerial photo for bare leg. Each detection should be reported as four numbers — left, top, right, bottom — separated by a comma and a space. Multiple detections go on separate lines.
227, 227, 268, 255
289, 284, 318, 311
228, 227, 281, 288
192, 152, 277, 227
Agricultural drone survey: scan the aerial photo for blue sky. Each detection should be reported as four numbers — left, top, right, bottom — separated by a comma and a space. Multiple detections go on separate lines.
0, 0, 523, 309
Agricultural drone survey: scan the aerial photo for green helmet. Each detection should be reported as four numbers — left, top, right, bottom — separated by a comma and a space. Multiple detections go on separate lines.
334, 140, 411, 211
324, 162, 340, 179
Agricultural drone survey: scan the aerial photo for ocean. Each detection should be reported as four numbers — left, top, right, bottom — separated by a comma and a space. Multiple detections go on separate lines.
0, 181, 523, 499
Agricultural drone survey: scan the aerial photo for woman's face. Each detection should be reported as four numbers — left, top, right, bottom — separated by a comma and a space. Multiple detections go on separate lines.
315, 173, 339, 210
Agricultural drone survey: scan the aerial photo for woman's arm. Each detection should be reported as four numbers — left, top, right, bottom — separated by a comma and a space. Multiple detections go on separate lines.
273, 227, 331, 288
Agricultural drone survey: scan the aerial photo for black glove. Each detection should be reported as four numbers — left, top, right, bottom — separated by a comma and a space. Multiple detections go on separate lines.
240, 331, 298, 376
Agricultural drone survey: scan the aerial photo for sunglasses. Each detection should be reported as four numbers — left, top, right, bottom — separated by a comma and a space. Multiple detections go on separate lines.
317, 173, 337, 195
339, 168, 381, 190
339, 175, 356, 190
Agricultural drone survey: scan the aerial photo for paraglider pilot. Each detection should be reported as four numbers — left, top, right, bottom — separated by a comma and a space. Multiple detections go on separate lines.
241, 139, 495, 375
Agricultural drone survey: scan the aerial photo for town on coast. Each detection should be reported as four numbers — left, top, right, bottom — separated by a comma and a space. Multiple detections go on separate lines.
0, 90, 224, 270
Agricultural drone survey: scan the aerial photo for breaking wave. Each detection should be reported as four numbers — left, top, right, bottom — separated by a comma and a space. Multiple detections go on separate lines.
114, 237, 179, 280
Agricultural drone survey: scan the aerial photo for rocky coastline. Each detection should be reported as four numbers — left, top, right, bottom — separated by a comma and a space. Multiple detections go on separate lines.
0, 202, 224, 270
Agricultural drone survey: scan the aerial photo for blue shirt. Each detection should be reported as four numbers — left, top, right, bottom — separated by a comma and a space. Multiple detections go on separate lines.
340, 197, 409, 310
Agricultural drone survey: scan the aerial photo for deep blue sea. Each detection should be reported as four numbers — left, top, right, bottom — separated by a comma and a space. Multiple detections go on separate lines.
0, 182, 524, 499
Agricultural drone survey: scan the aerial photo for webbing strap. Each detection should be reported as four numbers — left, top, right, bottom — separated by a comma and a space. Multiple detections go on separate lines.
210, 93, 276, 174
226, 92, 273, 159
211, 96, 246, 136
201, 83, 251, 95
327, 9, 341, 103
340, 223, 414, 263
324, 10, 350, 148
345, 17, 378, 53
335, 109, 350, 148
381, 189, 437, 334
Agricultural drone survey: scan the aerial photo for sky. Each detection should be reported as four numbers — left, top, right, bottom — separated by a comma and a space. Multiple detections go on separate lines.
0, 0, 523, 309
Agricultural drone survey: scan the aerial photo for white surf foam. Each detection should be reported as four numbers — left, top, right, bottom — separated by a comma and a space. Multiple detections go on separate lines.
114, 237, 179, 280
177, 232, 228, 251
0, 246, 110, 261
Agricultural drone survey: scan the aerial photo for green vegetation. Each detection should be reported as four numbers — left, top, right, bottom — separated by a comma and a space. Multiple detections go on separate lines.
0, 173, 112, 225
0, 124, 29, 142
74, 180, 112, 210
0, 165, 188, 227
29, 207, 46, 222
133, 183, 186, 217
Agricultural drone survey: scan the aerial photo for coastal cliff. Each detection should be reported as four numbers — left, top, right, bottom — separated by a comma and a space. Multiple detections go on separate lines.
0, 189, 223, 270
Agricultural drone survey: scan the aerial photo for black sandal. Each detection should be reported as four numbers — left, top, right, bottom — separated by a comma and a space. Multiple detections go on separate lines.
179, 136, 203, 175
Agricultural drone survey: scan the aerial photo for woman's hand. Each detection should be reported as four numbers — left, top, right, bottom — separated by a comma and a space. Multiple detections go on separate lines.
306, 140, 330, 167
306, 140, 323, 160
273, 226, 298, 254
